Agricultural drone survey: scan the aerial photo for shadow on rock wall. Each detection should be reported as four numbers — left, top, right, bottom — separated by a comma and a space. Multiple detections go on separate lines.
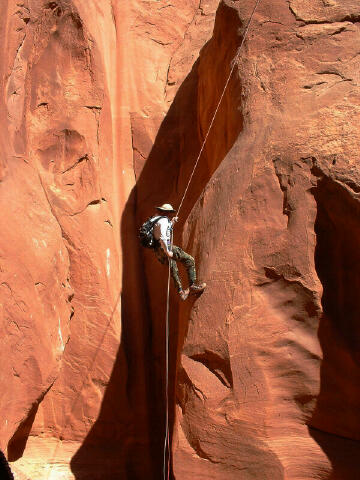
309, 170, 360, 478
70, 56, 202, 480
136, 3, 244, 477
0, 450, 14, 480
71, 2, 244, 479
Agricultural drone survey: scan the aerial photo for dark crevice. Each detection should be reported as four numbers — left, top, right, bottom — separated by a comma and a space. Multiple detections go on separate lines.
61, 154, 88, 174
87, 199, 101, 206
84, 105, 101, 110
272, 157, 293, 219
311, 173, 360, 348
301, 18, 360, 26
329, 26, 347, 36
316, 70, 347, 80
309, 168, 360, 473
303, 81, 326, 89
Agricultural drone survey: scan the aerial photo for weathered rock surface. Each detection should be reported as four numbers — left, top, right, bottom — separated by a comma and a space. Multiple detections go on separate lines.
137, 0, 360, 478
171, 1, 360, 479
1, 0, 360, 478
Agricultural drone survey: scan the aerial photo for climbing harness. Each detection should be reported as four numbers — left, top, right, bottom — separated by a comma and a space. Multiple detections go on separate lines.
163, 0, 261, 477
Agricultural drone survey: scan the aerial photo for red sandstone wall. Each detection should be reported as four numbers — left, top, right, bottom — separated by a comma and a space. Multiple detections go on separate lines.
171, 1, 360, 478
0, 0, 218, 478
0, 1, 127, 477
137, 0, 360, 478
1, 0, 360, 479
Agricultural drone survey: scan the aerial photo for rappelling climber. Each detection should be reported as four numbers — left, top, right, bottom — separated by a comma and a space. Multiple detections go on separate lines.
139, 203, 206, 300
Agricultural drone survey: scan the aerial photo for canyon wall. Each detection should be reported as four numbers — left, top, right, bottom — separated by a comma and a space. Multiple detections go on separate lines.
171, 1, 360, 478
1, 0, 360, 479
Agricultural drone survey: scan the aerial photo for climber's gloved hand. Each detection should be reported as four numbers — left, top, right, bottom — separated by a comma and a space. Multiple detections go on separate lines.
167, 251, 174, 258
171, 216, 178, 225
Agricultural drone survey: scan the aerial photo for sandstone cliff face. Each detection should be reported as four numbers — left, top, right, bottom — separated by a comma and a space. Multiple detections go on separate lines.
170, 1, 360, 478
1, 0, 360, 479
1, 1, 126, 478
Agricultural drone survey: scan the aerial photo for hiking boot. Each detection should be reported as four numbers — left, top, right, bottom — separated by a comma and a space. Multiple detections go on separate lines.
190, 283, 206, 294
179, 288, 189, 301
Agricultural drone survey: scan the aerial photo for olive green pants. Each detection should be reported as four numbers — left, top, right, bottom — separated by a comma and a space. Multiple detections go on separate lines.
154, 245, 196, 292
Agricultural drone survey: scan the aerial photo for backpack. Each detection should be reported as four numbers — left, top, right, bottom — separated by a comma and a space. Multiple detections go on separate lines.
139, 216, 166, 248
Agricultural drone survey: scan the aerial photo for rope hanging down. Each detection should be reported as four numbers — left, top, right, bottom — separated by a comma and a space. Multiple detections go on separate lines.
163, 0, 261, 478
177, 0, 262, 217
163, 258, 171, 480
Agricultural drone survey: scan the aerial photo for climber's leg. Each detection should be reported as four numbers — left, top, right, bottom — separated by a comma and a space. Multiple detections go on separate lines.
172, 245, 206, 293
170, 257, 190, 300
169, 257, 182, 292
172, 245, 196, 285
154, 245, 188, 299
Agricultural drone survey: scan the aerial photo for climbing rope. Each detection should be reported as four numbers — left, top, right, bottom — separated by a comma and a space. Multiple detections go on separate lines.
177, 0, 262, 218
163, 0, 261, 478
163, 258, 171, 480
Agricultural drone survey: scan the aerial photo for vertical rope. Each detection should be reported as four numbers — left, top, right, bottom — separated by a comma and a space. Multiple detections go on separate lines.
176, 0, 261, 218
163, 230, 172, 480
164, 1, 261, 477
